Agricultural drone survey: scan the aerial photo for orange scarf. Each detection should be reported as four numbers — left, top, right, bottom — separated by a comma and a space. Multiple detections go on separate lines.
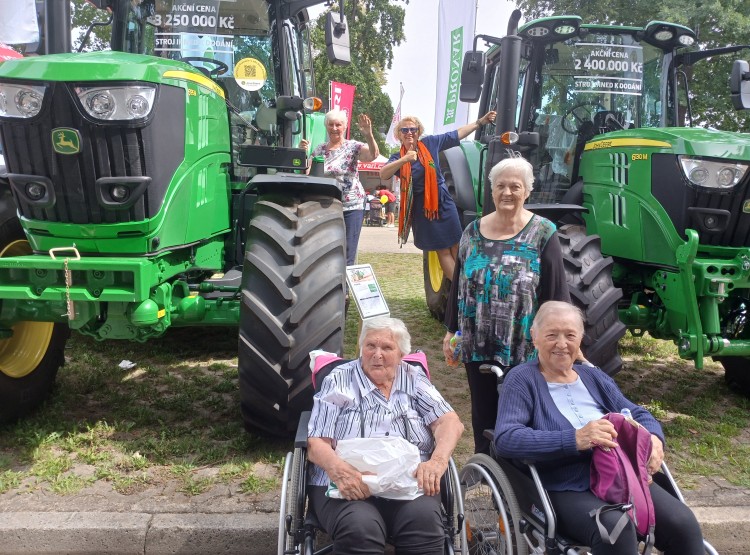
398, 141, 438, 236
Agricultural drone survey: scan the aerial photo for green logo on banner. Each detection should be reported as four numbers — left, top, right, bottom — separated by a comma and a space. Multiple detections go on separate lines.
52, 128, 81, 155
443, 27, 464, 126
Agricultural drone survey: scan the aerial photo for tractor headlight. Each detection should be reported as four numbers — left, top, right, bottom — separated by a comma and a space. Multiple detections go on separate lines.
679, 156, 749, 191
0, 83, 47, 118
75, 84, 157, 121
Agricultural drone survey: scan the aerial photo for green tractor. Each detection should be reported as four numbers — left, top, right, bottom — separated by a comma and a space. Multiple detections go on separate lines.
436, 11, 750, 389
0, 0, 353, 436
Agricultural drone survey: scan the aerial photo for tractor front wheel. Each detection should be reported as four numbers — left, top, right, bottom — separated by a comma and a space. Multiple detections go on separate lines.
558, 224, 626, 376
0, 216, 69, 422
238, 193, 346, 437
423, 251, 450, 322
718, 358, 750, 395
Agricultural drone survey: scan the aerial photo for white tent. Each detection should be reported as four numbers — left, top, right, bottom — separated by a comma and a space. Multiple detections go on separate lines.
0, 0, 39, 45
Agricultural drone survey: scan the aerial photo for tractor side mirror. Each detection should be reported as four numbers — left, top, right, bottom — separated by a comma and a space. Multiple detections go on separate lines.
459, 50, 485, 103
730, 60, 750, 110
325, 12, 350, 66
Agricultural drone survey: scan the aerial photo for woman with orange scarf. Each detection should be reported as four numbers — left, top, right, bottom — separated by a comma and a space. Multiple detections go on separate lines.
380, 112, 496, 280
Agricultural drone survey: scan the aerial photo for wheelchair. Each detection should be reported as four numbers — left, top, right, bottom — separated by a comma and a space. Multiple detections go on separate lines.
459, 441, 719, 555
277, 352, 468, 555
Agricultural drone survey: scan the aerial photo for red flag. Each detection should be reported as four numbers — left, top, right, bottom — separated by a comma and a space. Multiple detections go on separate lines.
0, 43, 22, 61
330, 80, 357, 138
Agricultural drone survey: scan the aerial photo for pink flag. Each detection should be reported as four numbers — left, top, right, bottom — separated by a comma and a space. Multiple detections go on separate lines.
330, 80, 357, 138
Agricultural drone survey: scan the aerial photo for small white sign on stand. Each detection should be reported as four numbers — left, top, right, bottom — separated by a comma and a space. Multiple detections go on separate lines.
345, 264, 389, 320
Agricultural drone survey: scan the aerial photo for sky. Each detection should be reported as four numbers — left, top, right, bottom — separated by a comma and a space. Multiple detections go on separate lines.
310, 0, 517, 135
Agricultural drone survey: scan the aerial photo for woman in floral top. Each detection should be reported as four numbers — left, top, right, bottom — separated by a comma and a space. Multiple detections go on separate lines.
443, 157, 569, 454
301, 109, 379, 266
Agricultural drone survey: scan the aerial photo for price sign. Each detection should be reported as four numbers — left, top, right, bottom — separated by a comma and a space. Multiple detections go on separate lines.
572, 43, 644, 96
345, 264, 390, 320
148, 1, 235, 33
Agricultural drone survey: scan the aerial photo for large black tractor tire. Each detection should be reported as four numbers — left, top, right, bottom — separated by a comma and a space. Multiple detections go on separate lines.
238, 194, 346, 437
0, 213, 69, 423
718, 358, 750, 396
424, 251, 450, 322
558, 224, 626, 376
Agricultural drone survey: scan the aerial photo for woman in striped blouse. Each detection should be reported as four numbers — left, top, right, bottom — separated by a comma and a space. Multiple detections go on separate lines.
307, 317, 464, 555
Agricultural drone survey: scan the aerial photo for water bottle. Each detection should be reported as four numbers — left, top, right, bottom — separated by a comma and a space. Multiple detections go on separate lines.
621, 408, 633, 421
447, 331, 462, 367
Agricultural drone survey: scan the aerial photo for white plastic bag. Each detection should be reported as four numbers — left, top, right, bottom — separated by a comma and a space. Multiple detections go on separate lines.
327, 436, 422, 500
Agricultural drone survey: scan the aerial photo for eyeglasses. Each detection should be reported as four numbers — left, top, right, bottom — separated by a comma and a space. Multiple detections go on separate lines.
400, 127, 418, 134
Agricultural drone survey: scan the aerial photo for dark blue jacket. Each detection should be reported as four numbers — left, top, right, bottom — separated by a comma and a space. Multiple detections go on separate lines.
494, 360, 664, 492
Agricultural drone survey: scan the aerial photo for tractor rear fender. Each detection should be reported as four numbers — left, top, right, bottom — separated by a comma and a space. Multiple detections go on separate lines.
249, 173, 342, 199
441, 145, 479, 216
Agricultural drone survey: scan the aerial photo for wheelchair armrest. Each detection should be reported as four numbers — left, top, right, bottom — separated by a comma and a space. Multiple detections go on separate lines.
295, 411, 311, 449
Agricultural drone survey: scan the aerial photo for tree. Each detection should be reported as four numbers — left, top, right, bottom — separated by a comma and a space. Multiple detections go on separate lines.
310, 0, 408, 152
515, 0, 750, 130
71, 0, 112, 52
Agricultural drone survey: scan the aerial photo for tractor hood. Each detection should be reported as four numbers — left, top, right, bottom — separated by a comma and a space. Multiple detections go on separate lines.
0, 51, 198, 85
586, 127, 750, 161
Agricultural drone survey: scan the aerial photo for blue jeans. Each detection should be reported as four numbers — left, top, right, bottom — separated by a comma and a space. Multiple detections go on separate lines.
343, 209, 365, 266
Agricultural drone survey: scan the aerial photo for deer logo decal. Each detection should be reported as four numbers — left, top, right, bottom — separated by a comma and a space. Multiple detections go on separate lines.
52, 128, 81, 155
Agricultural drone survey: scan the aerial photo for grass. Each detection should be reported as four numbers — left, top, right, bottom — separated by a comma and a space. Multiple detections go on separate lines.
0, 252, 748, 499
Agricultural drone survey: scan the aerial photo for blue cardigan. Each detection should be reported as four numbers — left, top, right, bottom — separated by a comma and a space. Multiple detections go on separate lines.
494, 361, 664, 492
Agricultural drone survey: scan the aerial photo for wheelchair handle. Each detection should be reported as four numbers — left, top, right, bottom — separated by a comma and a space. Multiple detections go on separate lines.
479, 364, 504, 380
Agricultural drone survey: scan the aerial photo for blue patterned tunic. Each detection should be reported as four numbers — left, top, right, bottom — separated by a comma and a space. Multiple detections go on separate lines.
454, 214, 565, 366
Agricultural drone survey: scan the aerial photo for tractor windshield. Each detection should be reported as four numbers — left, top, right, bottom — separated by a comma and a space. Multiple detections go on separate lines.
121, 0, 313, 119
524, 31, 668, 201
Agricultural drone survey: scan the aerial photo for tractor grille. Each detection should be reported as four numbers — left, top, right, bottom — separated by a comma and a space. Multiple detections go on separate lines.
652, 153, 750, 247
0, 82, 185, 225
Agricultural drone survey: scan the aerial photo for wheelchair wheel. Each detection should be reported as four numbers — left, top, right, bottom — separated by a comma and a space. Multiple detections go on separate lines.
444, 458, 468, 555
460, 454, 528, 555
278, 448, 305, 555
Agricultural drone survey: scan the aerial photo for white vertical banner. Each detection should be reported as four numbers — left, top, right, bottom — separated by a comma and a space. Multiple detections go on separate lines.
0, 0, 39, 45
386, 83, 405, 148
434, 0, 476, 134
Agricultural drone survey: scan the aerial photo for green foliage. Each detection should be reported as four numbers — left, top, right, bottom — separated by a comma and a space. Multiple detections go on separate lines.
71, 0, 112, 52
311, 0, 408, 152
514, 0, 750, 131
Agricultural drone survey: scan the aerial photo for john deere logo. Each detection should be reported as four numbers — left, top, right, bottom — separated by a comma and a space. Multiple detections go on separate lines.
52, 128, 81, 155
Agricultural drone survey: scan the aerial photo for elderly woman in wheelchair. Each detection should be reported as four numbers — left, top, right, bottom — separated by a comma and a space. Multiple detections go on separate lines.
281, 316, 465, 555
460, 301, 712, 555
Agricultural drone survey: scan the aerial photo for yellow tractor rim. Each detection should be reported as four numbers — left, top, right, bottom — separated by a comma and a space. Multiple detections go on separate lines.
0, 239, 55, 378
427, 251, 444, 293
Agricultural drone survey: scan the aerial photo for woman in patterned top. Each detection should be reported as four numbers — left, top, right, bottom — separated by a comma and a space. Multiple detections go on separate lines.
443, 157, 569, 454
300, 108, 379, 266
307, 317, 464, 554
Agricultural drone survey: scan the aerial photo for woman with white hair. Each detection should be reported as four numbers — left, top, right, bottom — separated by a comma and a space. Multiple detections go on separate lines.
495, 301, 705, 554
307, 316, 464, 554
443, 157, 569, 454
300, 109, 379, 266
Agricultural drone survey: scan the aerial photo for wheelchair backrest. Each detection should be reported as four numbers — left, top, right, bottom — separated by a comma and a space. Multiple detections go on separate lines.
310, 351, 430, 391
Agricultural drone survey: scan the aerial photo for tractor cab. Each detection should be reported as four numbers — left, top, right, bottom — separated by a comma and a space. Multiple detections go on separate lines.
90, 0, 343, 181
465, 17, 698, 207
